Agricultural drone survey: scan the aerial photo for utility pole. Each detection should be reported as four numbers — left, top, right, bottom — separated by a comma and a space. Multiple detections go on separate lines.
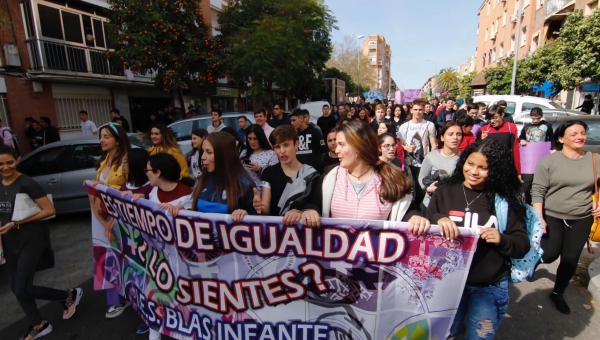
357, 35, 365, 100
511, 0, 524, 95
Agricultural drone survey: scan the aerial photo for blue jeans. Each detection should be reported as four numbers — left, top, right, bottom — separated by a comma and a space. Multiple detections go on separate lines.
450, 275, 509, 340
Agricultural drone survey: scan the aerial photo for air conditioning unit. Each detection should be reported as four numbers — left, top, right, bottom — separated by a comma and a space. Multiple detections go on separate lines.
510, 14, 517, 23
3, 44, 21, 67
490, 32, 497, 40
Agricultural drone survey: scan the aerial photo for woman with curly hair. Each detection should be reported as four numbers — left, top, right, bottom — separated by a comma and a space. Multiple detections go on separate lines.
425, 139, 530, 340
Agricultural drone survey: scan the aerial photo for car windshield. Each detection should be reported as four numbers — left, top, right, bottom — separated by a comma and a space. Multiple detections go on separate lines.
549, 102, 564, 110
128, 133, 152, 148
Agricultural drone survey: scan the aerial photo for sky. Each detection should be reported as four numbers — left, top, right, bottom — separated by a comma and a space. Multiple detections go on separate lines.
324, 0, 481, 90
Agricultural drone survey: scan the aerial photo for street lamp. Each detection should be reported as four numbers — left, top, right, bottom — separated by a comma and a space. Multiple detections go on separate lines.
426, 60, 438, 98
511, 0, 524, 95
357, 35, 365, 100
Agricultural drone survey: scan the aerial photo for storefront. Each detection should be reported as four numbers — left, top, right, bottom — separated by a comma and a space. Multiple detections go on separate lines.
211, 87, 239, 112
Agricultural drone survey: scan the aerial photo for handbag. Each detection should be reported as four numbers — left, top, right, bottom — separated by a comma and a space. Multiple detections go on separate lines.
588, 153, 600, 253
11, 193, 55, 222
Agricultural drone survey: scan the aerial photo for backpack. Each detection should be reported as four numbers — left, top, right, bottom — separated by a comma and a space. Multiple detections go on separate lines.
495, 194, 544, 283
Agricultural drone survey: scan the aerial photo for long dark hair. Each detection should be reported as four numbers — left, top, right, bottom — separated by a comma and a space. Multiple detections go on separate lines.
192, 129, 209, 152
151, 123, 181, 151
392, 104, 407, 123
192, 132, 255, 213
221, 126, 245, 155
96, 123, 131, 170
378, 120, 395, 135
243, 124, 272, 158
127, 148, 150, 188
442, 139, 525, 218
338, 121, 411, 202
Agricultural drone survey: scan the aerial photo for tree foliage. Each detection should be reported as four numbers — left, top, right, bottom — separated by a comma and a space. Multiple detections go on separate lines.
217, 0, 336, 103
457, 71, 477, 98
436, 68, 459, 92
326, 35, 377, 91
483, 57, 531, 95
107, 0, 221, 95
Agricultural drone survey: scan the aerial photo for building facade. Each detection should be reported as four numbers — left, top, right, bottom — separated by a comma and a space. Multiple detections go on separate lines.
362, 35, 392, 97
0, 0, 230, 153
474, 0, 539, 74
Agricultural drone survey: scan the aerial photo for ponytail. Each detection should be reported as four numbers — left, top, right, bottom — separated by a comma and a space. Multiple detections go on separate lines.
375, 161, 412, 203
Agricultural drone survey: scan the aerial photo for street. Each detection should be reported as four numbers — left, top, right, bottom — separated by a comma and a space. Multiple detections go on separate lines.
0, 213, 599, 340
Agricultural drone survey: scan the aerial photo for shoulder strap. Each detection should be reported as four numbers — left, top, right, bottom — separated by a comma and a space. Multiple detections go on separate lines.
593, 153, 598, 199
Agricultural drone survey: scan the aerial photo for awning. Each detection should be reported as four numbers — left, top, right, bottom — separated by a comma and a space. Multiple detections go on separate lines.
471, 72, 487, 86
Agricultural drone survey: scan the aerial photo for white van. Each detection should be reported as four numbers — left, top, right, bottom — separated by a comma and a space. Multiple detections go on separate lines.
473, 95, 578, 116
297, 101, 331, 119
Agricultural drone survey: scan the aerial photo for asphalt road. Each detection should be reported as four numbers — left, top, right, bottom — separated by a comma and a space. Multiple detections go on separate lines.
0, 213, 599, 340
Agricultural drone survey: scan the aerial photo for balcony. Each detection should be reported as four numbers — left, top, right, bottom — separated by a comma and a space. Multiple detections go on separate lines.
546, 0, 575, 16
26, 38, 154, 83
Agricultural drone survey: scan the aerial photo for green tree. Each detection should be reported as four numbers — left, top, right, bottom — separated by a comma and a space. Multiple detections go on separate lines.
550, 10, 600, 89
483, 57, 529, 95
436, 68, 459, 92
457, 71, 477, 98
108, 0, 221, 107
520, 44, 561, 93
218, 0, 337, 104
326, 35, 377, 92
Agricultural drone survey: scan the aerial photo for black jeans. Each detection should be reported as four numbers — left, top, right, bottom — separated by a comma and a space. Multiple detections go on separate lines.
521, 174, 534, 205
4, 233, 68, 326
541, 215, 593, 294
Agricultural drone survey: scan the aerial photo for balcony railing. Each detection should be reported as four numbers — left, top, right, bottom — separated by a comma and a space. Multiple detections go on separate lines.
26, 38, 154, 82
546, 0, 574, 16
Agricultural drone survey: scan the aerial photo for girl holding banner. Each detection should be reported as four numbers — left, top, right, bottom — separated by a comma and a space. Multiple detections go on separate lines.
426, 139, 530, 340
300, 121, 430, 233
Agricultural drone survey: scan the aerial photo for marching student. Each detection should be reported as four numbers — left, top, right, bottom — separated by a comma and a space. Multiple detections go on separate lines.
253, 125, 320, 225
317, 129, 340, 173
0, 145, 83, 340
426, 139, 529, 340
147, 123, 190, 179
289, 109, 326, 170
479, 106, 521, 176
300, 121, 429, 233
119, 148, 152, 200
519, 107, 553, 204
190, 129, 209, 181
240, 124, 279, 193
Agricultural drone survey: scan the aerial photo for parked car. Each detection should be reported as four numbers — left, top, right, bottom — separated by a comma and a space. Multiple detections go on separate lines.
17, 134, 152, 215
297, 101, 331, 119
474, 95, 579, 117
512, 109, 583, 134
168, 112, 254, 154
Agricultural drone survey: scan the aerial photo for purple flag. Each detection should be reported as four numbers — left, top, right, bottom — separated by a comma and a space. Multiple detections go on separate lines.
520, 142, 552, 174
403, 89, 423, 103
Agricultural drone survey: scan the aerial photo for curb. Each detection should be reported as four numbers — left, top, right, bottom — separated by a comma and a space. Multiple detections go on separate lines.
589, 257, 600, 304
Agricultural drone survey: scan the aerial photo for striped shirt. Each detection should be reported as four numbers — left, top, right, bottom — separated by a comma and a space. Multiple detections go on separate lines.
330, 167, 392, 220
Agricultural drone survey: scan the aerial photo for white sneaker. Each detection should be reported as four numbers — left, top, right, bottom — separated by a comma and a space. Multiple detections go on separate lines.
105, 301, 131, 318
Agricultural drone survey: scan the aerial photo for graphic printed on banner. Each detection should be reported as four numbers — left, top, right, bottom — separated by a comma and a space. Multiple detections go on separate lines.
88, 183, 478, 340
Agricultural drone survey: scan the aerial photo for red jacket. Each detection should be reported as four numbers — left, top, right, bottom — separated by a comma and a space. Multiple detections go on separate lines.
479, 122, 521, 174
459, 132, 476, 152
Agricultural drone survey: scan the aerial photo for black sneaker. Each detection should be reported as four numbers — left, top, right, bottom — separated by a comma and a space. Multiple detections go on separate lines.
20, 319, 53, 340
549, 293, 571, 314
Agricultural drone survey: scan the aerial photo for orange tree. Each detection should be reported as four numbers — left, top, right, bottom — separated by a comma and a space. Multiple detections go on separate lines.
107, 0, 221, 106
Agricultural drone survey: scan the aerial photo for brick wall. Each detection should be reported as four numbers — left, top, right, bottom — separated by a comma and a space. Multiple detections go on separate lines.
0, 0, 31, 69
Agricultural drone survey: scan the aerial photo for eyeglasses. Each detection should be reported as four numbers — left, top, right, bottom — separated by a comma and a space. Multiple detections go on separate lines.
382, 144, 397, 149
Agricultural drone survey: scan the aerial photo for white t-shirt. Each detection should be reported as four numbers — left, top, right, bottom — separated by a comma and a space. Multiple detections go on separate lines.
397, 120, 437, 166
81, 120, 98, 137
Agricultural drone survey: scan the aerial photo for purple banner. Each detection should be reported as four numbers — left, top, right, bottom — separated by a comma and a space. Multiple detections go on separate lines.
88, 183, 478, 340
403, 89, 423, 104
520, 142, 552, 174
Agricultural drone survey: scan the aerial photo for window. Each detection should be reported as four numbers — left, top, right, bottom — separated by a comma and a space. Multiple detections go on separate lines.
369, 49, 376, 54
521, 26, 528, 46
510, 34, 515, 52
0, 94, 10, 126
492, 48, 496, 62
169, 120, 194, 141
70, 144, 102, 171
531, 35, 539, 52
503, 11, 507, 26
38, 4, 64, 40
368, 41, 376, 45
503, 101, 517, 115
522, 102, 542, 111
53, 94, 112, 130
62, 11, 83, 43
18, 146, 70, 177
585, 0, 598, 15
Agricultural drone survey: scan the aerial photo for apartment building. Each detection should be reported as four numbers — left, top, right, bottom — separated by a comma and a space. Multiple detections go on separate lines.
474, 0, 538, 74
0, 0, 229, 152
362, 35, 392, 97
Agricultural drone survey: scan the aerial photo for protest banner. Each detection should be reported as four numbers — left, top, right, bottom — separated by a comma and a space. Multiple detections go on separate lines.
520, 141, 552, 174
402, 90, 423, 104
88, 183, 478, 340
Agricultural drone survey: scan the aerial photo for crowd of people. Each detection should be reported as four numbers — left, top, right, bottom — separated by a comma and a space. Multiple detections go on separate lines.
1, 94, 598, 340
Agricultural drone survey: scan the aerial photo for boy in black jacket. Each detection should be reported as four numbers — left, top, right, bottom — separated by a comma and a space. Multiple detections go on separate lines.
289, 109, 327, 170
